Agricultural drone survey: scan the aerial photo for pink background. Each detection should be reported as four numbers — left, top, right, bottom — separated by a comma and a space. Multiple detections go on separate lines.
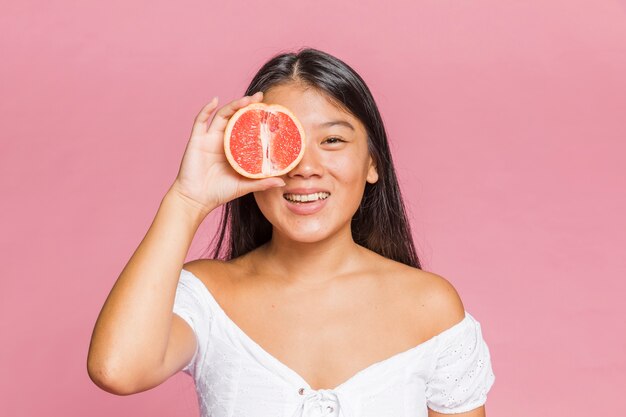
1, 1, 625, 416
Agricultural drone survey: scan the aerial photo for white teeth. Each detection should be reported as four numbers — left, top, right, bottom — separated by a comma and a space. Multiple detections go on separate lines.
283, 192, 330, 202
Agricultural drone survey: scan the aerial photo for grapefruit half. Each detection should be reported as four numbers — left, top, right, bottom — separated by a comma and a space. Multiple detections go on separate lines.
223, 102, 306, 178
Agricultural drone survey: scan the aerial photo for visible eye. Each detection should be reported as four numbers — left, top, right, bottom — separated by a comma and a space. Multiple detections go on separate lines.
323, 137, 345, 144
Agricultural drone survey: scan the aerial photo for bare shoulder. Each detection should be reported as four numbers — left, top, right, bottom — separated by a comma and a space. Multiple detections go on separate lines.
384, 260, 467, 336
183, 258, 221, 274
182, 258, 234, 289
413, 269, 466, 329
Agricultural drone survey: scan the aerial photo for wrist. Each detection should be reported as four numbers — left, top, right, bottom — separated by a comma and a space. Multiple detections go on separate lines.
162, 186, 216, 226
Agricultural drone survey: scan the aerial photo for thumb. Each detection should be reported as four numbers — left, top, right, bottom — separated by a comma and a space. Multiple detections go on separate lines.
239, 177, 286, 195
259, 177, 286, 190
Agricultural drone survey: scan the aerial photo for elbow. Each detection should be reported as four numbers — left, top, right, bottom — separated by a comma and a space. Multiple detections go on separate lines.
87, 355, 137, 396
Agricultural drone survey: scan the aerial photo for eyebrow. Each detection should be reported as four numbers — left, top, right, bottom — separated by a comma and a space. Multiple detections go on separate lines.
317, 120, 355, 131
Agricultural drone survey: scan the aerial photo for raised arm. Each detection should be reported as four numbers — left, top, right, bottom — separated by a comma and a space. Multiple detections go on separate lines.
86, 92, 285, 395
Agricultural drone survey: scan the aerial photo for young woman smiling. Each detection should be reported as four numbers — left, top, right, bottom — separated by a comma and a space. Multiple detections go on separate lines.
88, 48, 495, 417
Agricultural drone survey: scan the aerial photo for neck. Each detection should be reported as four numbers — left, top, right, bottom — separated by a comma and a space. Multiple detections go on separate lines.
253, 226, 366, 288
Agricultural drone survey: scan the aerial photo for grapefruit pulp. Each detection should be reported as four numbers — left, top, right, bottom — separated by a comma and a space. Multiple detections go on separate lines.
223, 102, 306, 178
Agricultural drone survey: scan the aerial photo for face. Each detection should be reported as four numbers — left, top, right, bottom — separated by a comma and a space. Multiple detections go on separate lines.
253, 82, 378, 243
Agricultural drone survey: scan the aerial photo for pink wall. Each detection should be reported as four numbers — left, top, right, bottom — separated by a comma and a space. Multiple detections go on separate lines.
2, 1, 625, 415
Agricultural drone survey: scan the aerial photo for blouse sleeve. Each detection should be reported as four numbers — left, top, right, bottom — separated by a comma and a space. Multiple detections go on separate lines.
172, 269, 212, 377
425, 312, 496, 414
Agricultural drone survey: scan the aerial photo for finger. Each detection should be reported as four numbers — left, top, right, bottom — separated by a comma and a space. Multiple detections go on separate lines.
191, 97, 219, 136
208, 91, 264, 135
237, 176, 285, 197
248, 90, 264, 103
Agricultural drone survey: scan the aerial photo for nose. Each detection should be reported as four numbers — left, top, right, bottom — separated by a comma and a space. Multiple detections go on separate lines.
287, 142, 323, 179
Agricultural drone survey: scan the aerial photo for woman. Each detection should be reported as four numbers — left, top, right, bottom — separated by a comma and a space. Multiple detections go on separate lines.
88, 48, 495, 417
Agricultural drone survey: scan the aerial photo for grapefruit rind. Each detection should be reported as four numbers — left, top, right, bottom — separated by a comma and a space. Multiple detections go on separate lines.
223, 102, 306, 179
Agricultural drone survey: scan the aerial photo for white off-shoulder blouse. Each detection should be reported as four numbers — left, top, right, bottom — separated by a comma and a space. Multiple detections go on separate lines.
173, 269, 495, 417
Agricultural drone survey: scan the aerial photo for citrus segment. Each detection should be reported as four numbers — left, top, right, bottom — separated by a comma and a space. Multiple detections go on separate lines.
227, 109, 264, 174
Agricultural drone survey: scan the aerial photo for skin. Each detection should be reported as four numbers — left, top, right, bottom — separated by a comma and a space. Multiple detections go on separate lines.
88, 83, 486, 416
252, 82, 379, 269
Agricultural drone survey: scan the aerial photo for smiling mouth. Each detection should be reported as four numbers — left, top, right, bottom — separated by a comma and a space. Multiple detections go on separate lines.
283, 192, 331, 203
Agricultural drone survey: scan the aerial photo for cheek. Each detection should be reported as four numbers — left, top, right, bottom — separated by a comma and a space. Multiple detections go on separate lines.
324, 154, 369, 216
324, 152, 370, 184
252, 189, 279, 219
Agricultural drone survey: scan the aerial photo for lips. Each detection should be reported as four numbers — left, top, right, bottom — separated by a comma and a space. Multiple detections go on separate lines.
281, 188, 331, 215
282, 187, 331, 203
282, 187, 331, 195
283, 191, 330, 203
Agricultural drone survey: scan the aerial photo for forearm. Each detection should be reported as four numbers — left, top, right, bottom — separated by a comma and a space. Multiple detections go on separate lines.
87, 187, 212, 386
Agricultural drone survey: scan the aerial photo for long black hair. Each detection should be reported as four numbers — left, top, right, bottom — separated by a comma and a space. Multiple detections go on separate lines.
204, 47, 421, 269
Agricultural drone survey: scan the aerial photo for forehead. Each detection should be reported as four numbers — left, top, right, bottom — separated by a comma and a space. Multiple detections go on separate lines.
262, 83, 364, 133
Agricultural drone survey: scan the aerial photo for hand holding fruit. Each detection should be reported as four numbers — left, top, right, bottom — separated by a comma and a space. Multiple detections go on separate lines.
169, 92, 286, 216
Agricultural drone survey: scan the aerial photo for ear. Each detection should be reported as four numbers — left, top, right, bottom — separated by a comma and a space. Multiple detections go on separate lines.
366, 156, 379, 184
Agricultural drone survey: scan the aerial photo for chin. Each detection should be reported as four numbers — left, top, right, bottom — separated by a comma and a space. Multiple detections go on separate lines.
272, 222, 334, 244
